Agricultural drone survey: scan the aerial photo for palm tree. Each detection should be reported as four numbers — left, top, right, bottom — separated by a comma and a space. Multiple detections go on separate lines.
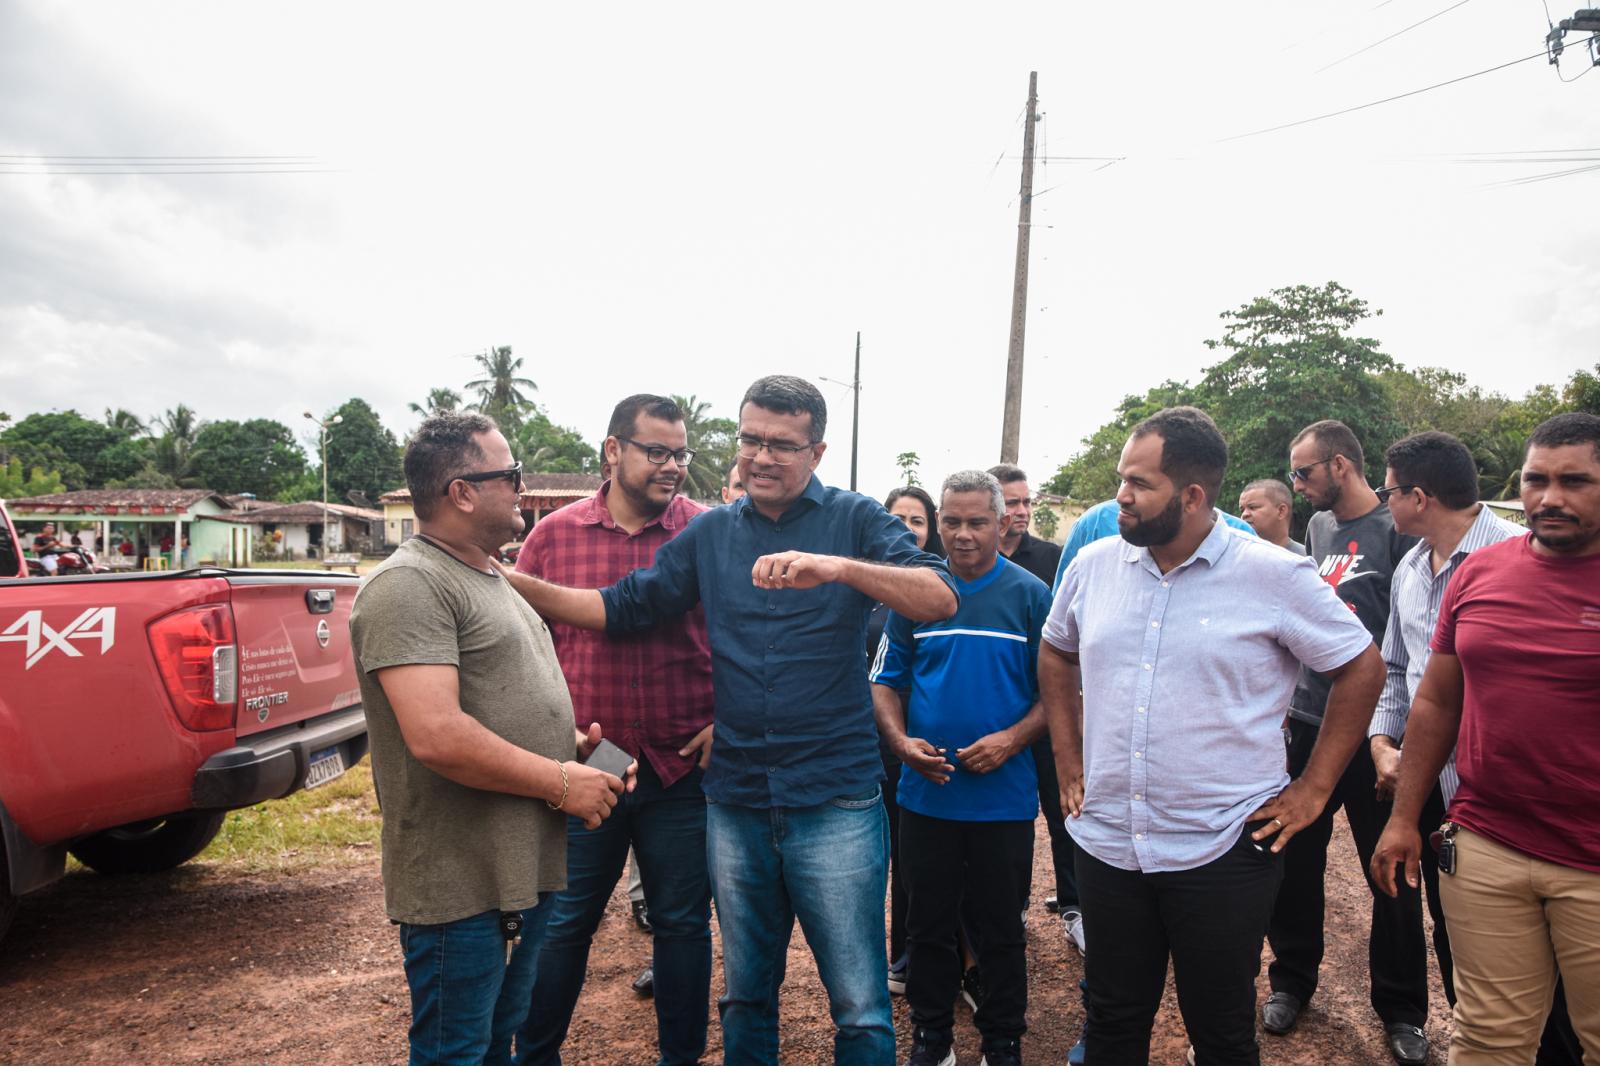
671, 394, 737, 500
151, 404, 205, 486
408, 387, 462, 418
465, 346, 536, 430
104, 408, 146, 437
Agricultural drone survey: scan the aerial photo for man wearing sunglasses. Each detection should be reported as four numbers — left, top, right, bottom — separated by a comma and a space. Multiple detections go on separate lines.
1268, 419, 1425, 1065
513, 394, 716, 1066
350, 412, 630, 1065
505, 374, 957, 1066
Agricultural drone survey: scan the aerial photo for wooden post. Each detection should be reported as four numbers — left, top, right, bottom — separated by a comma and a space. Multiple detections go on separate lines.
999, 72, 1038, 464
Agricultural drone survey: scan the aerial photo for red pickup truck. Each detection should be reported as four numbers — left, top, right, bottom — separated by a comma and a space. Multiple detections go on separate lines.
0, 552, 368, 946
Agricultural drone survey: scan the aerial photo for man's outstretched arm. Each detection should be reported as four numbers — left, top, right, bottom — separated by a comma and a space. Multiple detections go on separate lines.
750, 552, 957, 621
501, 568, 608, 630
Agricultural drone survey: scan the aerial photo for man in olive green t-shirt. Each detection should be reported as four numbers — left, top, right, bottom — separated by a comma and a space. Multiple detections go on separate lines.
351, 412, 630, 1066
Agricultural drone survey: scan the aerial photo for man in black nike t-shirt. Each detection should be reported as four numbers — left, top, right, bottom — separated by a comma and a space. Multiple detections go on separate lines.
1264, 419, 1427, 1066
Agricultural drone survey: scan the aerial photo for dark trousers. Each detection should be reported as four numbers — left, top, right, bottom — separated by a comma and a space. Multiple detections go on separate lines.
1268, 718, 1429, 1027
880, 743, 907, 964
1031, 735, 1079, 909
516, 760, 711, 1066
901, 808, 1033, 1048
1077, 830, 1282, 1066
1418, 789, 1583, 1064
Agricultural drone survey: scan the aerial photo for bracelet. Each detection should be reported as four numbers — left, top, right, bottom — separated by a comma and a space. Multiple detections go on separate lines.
547, 760, 569, 811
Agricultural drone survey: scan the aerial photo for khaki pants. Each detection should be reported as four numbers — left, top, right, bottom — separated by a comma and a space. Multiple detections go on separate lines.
1442, 828, 1600, 1065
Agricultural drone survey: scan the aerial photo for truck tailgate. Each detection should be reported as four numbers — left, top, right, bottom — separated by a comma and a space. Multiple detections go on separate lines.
227, 573, 362, 738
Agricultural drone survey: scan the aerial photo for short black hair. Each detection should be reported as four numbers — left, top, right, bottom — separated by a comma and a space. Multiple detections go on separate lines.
1130, 406, 1228, 505
405, 411, 497, 520
606, 394, 683, 440
740, 375, 827, 442
1241, 478, 1292, 509
1292, 419, 1365, 470
1526, 411, 1600, 462
1385, 431, 1480, 510
987, 463, 1028, 486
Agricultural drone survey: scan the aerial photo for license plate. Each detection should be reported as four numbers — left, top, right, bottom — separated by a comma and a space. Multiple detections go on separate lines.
305, 746, 347, 789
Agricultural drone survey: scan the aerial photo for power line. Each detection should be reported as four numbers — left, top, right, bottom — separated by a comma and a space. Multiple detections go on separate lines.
0, 168, 338, 176
1218, 44, 1565, 143
0, 154, 319, 161
1315, 0, 1476, 73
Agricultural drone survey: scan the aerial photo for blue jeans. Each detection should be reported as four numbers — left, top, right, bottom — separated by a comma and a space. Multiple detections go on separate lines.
400, 901, 553, 1066
516, 761, 711, 1066
706, 787, 895, 1066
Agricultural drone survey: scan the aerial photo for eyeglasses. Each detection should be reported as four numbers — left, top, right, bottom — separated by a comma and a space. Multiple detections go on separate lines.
1288, 457, 1336, 483
735, 434, 814, 465
617, 437, 696, 466
447, 462, 524, 494
1375, 484, 1423, 504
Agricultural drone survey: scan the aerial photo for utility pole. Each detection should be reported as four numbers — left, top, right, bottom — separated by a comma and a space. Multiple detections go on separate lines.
850, 331, 861, 492
999, 71, 1038, 464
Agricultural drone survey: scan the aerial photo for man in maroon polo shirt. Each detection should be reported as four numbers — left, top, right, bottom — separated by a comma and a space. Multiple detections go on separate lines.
513, 394, 716, 1066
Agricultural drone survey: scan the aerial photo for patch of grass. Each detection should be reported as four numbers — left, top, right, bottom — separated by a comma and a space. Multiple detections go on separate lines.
198, 759, 382, 871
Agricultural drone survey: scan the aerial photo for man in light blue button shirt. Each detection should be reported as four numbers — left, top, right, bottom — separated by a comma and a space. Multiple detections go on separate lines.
1039, 406, 1383, 1066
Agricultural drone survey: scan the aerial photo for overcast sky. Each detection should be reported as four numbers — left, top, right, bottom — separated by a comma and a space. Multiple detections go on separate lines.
3, 1, 1596, 501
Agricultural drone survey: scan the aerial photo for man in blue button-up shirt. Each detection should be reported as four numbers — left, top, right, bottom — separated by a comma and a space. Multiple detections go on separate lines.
506, 375, 957, 1066
1039, 406, 1382, 1066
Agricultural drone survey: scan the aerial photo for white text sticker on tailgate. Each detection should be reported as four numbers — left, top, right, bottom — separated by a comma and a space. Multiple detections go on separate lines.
305, 746, 347, 789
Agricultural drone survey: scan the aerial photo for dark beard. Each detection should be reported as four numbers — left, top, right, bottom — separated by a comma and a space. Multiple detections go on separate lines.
1120, 493, 1184, 547
615, 470, 672, 519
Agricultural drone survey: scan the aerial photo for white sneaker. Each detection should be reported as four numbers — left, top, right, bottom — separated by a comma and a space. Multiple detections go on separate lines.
1062, 907, 1087, 957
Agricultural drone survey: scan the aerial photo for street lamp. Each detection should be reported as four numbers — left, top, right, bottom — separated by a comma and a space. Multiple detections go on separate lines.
303, 411, 343, 559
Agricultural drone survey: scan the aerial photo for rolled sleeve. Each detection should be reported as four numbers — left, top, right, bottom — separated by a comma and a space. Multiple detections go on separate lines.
1275, 557, 1373, 673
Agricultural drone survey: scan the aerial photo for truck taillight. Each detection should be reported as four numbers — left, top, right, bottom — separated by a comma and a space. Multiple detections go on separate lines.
148, 604, 239, 731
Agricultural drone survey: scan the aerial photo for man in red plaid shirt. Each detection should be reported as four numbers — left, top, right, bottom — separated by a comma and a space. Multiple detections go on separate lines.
512, 394, 716, 1066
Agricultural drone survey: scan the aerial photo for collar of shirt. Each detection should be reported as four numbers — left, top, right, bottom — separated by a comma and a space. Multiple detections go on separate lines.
1401, 503, 1523, 583
735, 473, 828, 526
577, 482, 692, 534
1118, 510, 1235, 577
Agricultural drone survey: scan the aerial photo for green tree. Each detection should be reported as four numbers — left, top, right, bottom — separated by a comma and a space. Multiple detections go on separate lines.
408, 387, 463, 419
104, 464, 180, 490
510, 410, 598, 474
0, 410, 145, 489
0, 457, 66, 498
671, 394, 738, 500
1379, 367, 1508, 446
895, 451, 922, 487
1564, 363, 1600, 415
321, 398, 404, 501
150, 404, 207, 487
1044, 381, 1196, 502
191, 419, 308, 497
465, 346, 537, 432
1198, 282, 1402, 510
103, 408, 147, 436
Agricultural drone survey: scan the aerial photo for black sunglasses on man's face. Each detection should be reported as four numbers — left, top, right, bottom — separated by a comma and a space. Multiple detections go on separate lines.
446, 462, 524, 494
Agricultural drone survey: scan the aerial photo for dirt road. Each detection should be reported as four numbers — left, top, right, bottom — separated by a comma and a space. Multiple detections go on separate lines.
0, 814, 1449, 1064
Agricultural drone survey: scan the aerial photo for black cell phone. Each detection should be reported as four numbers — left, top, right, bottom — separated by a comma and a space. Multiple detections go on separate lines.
583, 737, 634, 779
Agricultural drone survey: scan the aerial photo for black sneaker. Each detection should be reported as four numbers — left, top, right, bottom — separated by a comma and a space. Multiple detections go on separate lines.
980, 1038, 1022, 1066
905, 1028, 955, 1066
630, 899, 652, 933
960, 965, 987, 1011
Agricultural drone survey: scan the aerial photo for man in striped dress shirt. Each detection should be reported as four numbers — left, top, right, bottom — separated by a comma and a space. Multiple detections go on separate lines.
1368, 430, 1580, 1064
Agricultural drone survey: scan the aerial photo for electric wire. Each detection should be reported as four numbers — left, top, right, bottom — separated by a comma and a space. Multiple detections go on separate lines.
1218, 43, 1576, 142
1315, 0, 1476, 73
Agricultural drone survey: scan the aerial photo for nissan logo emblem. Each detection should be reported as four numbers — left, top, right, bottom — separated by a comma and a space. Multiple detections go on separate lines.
316, 619, 331, 648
